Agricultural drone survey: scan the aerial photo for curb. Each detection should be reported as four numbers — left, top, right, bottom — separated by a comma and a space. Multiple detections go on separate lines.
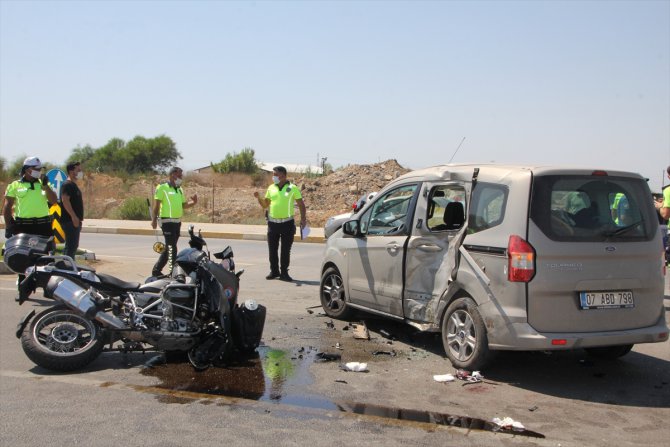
80, 226, 325, 244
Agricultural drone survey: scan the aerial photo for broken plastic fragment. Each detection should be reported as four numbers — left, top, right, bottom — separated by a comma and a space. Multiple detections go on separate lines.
344, 362, 368, 372
492, 417, 525, 431
433, 374, 456, 382
315, 352, 341, 362
352, 323, 370, 340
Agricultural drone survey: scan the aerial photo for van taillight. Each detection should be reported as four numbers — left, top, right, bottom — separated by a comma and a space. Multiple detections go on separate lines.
508, 235, 535, 282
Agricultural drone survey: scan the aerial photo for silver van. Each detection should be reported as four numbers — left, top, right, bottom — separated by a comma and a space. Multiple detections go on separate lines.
320, 164, 668, 369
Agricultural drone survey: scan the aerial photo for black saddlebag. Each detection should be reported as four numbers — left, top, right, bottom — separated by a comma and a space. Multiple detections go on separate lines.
3, 234, 52, 273
231, 300, 266, 353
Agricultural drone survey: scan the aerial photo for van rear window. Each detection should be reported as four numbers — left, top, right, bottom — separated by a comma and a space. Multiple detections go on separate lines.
530, 175, 656, 241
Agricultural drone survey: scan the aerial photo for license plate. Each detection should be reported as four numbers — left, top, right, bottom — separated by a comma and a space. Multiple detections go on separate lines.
579, 291, 635, 309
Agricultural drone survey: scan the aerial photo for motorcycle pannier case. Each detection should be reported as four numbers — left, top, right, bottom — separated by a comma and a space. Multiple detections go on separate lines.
2, 234, 52, 273
232, 301, 266, 352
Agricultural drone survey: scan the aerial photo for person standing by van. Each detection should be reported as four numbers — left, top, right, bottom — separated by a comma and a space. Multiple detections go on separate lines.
253, 166, 306, 282
655, 166, 670, 264
150, 167, 198, 277
60, 161, 84, 259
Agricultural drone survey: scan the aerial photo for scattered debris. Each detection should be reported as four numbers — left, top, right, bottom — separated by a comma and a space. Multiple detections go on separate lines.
352, 322, 370, 340
315, 352, 341, 362
372, 350, 397, 357
335, 342, 343, 350
335, 379, 348, 384
379, 329, 396, 340
528, 406, 539, 412
325, 320, 335, 329
306, 309, 314, 314
343, 362, 368, 372
433, 374, 456, 383
492, 417, 526, 431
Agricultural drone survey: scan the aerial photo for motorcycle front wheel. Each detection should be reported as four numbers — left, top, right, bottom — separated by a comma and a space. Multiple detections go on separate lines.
21, 306, 105, 372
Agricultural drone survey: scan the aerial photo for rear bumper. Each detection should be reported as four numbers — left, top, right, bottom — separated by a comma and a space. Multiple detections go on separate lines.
488, 313, 669, 351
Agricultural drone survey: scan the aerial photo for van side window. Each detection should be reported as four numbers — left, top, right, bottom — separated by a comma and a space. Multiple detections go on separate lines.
359, 184, 417, 236
468, 183, 508, 234
427, 185, 466, 231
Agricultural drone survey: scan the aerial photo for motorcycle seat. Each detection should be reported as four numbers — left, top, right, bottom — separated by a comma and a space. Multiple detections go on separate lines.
96, 272, 141, 292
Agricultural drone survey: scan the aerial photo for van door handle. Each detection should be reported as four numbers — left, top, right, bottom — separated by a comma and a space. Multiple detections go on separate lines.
387, 243, 399, 253
416, 243, 442, 252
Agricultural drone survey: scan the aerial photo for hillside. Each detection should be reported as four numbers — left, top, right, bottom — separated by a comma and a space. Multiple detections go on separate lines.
0, 160, 410, 227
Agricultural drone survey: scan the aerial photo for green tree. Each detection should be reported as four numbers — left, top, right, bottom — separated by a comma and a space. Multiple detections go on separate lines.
69, 135, 182, 174
67, 145, 96, 166
212, 147, 259, 174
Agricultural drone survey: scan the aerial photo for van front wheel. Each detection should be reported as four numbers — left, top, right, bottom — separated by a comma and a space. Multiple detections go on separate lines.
441, 297, 491, 370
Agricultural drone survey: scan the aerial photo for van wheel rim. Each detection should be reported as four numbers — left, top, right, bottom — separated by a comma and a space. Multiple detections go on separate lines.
446, 310, 476, 361
322, 273, 345, 311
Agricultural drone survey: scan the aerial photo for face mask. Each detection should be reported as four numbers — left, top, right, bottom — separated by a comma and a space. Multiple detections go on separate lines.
174, 178, 183, 187
272, 176, 280, 184
76, 171, 84, 180
30, 169, 41, 179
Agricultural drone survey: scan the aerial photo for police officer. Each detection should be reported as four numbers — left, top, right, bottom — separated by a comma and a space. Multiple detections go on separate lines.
150, 167, 198, 277
254, 166, 307, 282
3, 156, 58, 242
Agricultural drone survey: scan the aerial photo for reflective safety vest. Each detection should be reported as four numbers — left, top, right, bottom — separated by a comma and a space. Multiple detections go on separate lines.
154, 182, 186, 219
4, 178, 50, 218
265, 182, 302, 219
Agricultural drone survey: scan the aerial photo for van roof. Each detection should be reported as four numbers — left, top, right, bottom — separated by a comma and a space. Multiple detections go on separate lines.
392, 163, 647, 184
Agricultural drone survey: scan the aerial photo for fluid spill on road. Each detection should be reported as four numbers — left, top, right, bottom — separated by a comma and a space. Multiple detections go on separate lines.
139, 346, 544, 438
141, 346, 337, 409
337, 402, 545, 438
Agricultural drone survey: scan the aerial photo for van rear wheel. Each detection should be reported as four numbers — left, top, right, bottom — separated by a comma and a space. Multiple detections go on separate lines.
585, 344, 633, 359
441, 297, 492, 370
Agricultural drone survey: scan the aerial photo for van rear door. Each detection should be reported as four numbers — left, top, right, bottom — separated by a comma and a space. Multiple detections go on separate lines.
526, 172, 664, 333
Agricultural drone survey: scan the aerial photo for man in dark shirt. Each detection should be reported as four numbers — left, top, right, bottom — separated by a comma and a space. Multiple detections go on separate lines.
61, 161, 84, 259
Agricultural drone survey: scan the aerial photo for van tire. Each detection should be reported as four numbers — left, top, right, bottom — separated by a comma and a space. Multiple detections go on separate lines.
584, 344, 634, 359
320, 267, 354, 320
441, 297, 492, 370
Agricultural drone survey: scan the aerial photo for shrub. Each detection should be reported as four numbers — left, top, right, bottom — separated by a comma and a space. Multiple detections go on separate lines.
119, 196, 149, 221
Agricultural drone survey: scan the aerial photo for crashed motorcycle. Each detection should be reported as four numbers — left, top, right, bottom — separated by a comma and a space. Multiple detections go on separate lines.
3, 226, 266, 372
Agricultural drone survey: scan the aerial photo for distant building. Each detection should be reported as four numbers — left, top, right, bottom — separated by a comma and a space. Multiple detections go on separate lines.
258, 162, 323, 175
189, 162, 323, 175
190, 165, 215, 174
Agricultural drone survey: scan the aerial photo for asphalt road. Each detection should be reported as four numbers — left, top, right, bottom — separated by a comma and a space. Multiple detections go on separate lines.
1, 234, 669, 446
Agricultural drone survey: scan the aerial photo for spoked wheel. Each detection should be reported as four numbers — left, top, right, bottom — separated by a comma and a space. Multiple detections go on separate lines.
21, 306, 105, 372
320, 267, 353, 319
441, 297, 492, 370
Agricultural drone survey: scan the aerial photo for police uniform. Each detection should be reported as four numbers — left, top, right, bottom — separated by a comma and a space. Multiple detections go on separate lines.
4, 178, 53, 240
152, 181, 187, 277
265, 181, 302, 278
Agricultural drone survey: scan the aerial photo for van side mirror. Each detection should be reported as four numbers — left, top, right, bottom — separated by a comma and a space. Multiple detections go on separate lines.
342, 220, 361, 237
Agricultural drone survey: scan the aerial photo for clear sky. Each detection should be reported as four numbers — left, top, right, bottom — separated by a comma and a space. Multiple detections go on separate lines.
1, 0, 668, 191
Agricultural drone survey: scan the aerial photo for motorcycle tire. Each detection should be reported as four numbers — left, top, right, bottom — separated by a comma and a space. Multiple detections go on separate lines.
21, 306, 105, 372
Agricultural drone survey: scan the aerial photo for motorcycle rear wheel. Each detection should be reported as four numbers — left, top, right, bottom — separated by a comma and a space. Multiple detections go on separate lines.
21, 306, 105, 372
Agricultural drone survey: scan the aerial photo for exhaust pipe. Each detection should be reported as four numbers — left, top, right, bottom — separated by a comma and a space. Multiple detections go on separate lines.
44, 276, 126, 330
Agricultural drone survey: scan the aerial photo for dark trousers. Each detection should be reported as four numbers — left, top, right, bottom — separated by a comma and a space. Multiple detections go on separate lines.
62, 220, 81, 259
267, 220, 295, 275
11, 219, 53, 240
152, 221, 181, 276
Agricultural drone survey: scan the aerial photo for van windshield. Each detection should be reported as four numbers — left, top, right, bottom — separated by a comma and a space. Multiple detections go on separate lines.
530, 175, 656, 242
